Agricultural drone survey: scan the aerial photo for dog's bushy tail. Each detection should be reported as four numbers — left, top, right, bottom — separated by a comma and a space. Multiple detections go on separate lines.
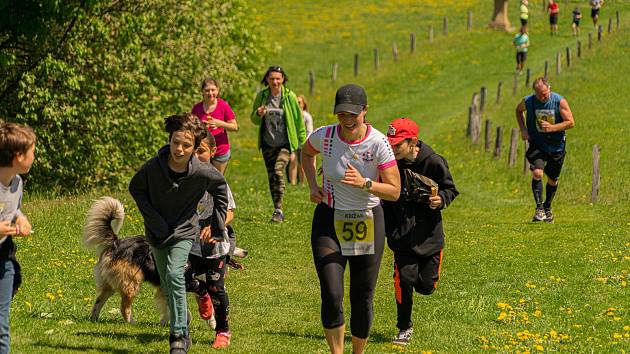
83, 196, 125, 256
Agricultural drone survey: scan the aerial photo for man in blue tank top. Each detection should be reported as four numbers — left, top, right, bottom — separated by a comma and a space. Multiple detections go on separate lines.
516, 77, 575, 223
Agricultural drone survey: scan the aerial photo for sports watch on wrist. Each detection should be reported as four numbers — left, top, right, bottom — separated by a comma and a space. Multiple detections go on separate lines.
363, 177, 372, 191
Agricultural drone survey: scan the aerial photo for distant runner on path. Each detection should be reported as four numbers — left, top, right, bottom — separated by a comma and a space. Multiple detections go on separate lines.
516, 77, 575, 223
513, 26, 530, 73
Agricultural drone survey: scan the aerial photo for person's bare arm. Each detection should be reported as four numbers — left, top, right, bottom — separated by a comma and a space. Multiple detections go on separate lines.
540, 98, 575, 132
516, 99, 529, 140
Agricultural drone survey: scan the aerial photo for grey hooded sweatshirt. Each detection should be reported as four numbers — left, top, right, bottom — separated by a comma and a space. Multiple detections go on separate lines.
129, 145, 228, 248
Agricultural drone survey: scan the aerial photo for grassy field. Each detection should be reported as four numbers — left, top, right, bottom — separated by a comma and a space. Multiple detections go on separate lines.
8, 0, 630, 353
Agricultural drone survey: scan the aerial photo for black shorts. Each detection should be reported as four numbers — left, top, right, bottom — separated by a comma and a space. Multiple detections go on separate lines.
591, 8, 600, 19
516, 52, 527, 64
520, 18, 528, 26
549, 14, 558, 25
526, 144, 566, 180
573, 19, 581, 27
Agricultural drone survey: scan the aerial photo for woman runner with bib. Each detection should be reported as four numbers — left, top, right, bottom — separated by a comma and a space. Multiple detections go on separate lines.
302, 84, 400, 354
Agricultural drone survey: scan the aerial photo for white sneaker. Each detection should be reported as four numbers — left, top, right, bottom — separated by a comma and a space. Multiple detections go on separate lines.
392, 327, 413, 346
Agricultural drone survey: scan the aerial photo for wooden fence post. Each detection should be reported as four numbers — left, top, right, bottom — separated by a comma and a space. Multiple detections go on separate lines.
468, 10, 473, 31
617, 11, 620, 29
471, 110, 481, 145
410, 33, 416, 53
392, 42, 399, 62
544, 60, 549, 80
443, 17, 449, 36
566, 47, 571, 67
577, 40, 581, 58
467, 106, 473, 137
513, 72, 518, 96
493, 126, 503, 159
556, 51, 561, 75
309, 70, 315, 95
525, 68, 531, 88
374, 48, 379, 70
332, 63, 338, 81
591, 145, 600, 203
496, 81, 503, 104
508, 128, 519, 167
480, 86, 487, 114
468, 92, 480, 137
542, 0, 546, 12
589, 33, 593, 49
523, 140, 529, 175
485, 119, 492, 152
608, 17, 612, 33
598, 25, 603, 41
429, 26, 434, 43
354, 54, 359, 77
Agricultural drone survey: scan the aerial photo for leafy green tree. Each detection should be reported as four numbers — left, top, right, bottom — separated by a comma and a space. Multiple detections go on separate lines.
1, 0, 270, 192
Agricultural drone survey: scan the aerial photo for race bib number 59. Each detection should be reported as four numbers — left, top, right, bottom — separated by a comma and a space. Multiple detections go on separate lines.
334, 209, 375, 256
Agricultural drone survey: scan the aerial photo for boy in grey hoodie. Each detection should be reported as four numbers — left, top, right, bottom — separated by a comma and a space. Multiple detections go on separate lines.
129, 113, 228, 354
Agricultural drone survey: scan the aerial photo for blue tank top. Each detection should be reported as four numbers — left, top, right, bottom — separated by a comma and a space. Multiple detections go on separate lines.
525, 92, 566, 153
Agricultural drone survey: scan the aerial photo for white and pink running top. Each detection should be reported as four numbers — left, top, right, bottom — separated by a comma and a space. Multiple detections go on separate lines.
307, 124, 396, 210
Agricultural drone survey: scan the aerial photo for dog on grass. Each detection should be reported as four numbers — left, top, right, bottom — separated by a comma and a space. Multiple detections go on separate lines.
82, 196, 169, 325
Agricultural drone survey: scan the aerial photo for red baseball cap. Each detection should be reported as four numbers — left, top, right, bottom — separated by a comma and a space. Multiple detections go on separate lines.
387, 118, 419, 146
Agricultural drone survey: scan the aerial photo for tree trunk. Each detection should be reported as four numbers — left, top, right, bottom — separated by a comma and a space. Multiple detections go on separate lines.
489, 0, 513, 32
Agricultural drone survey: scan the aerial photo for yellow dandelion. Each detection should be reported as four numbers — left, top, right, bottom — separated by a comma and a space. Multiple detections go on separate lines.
497, 311, 507, 321
24, 301, 32, 311
534, 344, 544, 351
46, 292, 56, 302
497, 302, 512, 310
613, 333, 623, 339
533, 309, 542, 317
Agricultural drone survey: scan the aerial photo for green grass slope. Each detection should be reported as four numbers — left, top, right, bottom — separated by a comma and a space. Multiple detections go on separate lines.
8, 1, 630, 353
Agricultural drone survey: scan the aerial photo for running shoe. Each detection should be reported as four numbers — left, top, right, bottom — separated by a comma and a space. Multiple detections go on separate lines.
169, 334, 191, 354
270, 209, 285, 223
532, 207, 546, 222
544, 208, 554, 223
228, 258, 245, 270
212, 331, 231, 349
392, 327, 413, 346
196, 293, 213, 320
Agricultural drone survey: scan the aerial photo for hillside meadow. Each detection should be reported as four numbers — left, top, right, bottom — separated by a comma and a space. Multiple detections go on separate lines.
8, 0, 630, 353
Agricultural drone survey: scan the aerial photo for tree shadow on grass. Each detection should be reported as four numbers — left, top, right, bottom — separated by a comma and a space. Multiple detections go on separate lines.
32, 341, 133, 354
75, 330, 163, 344
369, 331, 394, 344
262, 329, 393, 344
263, 329, 325, 341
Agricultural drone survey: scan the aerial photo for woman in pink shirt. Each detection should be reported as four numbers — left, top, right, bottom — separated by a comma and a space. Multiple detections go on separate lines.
192, 78, 238, 174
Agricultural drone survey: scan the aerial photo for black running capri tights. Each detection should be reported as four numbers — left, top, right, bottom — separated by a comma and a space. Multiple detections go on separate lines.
311, 202, 385, 339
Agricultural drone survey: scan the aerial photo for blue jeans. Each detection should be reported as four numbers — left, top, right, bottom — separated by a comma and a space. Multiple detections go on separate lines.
0, 259, 15, 354
151, 239, 192, 337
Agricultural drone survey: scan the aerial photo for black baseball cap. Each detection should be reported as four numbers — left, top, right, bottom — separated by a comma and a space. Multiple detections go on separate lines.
333, 84, 367, 115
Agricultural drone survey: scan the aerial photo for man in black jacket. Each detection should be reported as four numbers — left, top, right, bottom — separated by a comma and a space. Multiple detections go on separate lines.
383, 118, 459, 346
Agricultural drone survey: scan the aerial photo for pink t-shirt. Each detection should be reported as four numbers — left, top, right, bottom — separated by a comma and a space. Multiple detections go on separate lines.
191, 98, 236, 157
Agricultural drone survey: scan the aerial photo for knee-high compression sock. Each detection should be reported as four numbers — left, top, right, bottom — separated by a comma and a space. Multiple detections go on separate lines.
543, 183, 558, 209
532, 179, 543, 208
